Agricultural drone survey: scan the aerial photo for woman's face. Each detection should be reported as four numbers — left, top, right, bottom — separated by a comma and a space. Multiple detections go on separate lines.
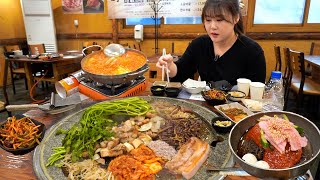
204, 12, 238, 44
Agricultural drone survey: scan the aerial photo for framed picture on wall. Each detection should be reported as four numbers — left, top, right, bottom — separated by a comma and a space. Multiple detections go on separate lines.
62, 0, 83, 14
84, 0, 104, 14
62, 0, 104, 14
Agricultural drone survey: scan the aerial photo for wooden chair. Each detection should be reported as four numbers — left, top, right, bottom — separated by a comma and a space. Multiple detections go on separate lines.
274, 45, 282, 71
28, 44, 45, 55
268, 45, 284, 84
28, 44, 52, 88
0, 57, 12, 117
283, 47, 320, 112
310, 42, 320, 55
4, 45, 28, 94
133, 43, 141, 51
120, 42, 130, 49
303, 42, 320, 76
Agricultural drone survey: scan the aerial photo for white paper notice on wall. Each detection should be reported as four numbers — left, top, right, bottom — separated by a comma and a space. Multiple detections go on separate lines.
107, 0, 206, 19
21, 0, 51, 15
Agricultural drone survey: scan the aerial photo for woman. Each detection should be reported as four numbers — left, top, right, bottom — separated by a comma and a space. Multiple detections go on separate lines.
157, 0, 266, 85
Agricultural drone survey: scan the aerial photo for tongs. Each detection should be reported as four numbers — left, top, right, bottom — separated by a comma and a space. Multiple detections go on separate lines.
161, 48, 170, 82
6, 92, 81, 113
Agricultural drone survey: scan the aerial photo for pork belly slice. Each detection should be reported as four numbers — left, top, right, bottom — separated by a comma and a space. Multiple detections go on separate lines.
165, 137, 210, 179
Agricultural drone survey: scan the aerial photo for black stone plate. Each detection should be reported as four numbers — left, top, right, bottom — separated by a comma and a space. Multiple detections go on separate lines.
33, 96, 234, 180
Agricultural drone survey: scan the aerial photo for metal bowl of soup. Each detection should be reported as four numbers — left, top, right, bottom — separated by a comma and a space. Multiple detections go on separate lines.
81, 48, 149, 85
229, 111, 320, 179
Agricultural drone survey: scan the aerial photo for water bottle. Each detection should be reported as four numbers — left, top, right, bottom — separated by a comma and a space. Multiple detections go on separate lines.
263, 71, 284, 111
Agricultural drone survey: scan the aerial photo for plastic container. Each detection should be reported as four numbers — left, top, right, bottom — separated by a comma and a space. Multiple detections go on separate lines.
263, 71, 284, 111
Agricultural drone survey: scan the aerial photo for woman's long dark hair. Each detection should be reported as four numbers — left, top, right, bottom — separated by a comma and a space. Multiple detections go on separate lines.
201, 0, 244, 35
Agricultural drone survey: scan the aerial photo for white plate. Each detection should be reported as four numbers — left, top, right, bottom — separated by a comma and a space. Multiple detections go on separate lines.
214, 102, 254, 123
241, 99, 264, 112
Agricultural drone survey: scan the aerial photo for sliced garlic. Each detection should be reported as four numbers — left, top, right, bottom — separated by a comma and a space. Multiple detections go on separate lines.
138, 122, 152, 131
132, 138, 143, 148
123, 142, 134, 152
139, 134, 152, 144
92, 153, 100, 160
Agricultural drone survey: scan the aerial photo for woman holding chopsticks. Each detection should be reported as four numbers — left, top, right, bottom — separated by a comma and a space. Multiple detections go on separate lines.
157, 0, 266, 85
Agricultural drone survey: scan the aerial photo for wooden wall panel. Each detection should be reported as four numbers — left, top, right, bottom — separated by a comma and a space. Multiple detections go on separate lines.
0, 0, 25, 40
51, 0, 113, 34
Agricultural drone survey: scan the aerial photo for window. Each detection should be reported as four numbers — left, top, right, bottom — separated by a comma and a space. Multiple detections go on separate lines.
247, 0, 320, 32
126, 18, 160, 26
164, 17, 201, 24
308, 0, 320, 23
126, 17, 202, 26
254, 0, 305, 24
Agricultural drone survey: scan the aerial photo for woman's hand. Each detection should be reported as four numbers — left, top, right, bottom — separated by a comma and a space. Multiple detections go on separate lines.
156, 54, 178, 78
156, 54, 173, 68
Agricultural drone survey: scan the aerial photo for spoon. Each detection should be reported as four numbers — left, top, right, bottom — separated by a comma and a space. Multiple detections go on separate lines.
103, 43, 125, 57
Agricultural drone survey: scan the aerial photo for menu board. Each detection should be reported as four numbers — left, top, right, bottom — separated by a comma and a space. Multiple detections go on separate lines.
107, 0, 206, 19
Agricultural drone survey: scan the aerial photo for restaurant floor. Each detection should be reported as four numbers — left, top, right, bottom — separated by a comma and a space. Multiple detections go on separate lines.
0, 78, 319, 179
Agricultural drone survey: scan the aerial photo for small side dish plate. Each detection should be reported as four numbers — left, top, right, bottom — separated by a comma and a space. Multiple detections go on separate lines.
241, 99, 264, 112
153, 81, 168, 87
214, 102, 254, 123
182, 84, 205, 94
211, 117, 235, 134
227, 90, 246, 102
0, 115, 46, 155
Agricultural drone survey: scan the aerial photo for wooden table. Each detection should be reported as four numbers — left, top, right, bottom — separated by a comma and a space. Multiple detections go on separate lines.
7, 53, 83, 95
305, 55, 320, 83
0, 85, 256, 180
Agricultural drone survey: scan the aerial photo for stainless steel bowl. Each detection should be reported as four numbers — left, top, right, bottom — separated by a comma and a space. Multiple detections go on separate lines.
229, 111, 320, 179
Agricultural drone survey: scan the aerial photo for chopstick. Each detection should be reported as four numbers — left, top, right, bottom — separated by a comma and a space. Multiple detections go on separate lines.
162, 62, 165, 81
162, 48, 170, 82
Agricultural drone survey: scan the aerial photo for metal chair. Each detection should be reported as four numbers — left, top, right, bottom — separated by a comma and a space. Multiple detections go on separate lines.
283, 47, 320, 112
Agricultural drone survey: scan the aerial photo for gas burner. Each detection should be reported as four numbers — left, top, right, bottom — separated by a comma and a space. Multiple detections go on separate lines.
78, 76, 147, 100
89, 80, 136, 95
92, 81, 104, 87
104, 80, 135, 93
